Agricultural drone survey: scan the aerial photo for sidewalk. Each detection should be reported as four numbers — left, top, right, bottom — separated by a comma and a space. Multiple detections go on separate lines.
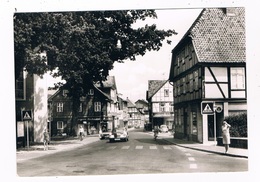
151, 132, 248, 159
162, 137, 248, 158
16, 135, 100, 162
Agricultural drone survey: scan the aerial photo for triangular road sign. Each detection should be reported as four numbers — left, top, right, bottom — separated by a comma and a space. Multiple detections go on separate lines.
22, 110, 32, 120
201, 102, 214, 115
203, 104, 213, 112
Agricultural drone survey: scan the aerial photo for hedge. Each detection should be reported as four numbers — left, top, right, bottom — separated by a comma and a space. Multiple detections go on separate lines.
224, 113, 247, 137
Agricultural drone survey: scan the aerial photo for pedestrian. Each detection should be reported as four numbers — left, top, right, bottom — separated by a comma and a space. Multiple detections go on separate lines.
79, 126, 84, 141
222, 120, 231, 154
43, 128, 50, 151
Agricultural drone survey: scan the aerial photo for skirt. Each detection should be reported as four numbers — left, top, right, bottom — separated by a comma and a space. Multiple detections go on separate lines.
222, 134, 230, 144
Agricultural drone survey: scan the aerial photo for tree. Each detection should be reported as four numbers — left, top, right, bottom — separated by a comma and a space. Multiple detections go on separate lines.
14, 10, 177, 134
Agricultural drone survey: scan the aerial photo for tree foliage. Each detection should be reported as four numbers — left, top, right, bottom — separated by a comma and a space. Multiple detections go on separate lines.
14, 10, 177, 86
14, 10, 177, 134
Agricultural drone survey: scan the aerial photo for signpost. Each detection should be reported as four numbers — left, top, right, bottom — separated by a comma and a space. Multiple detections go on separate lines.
201, 102, 217, 145
22, 110, 32, 151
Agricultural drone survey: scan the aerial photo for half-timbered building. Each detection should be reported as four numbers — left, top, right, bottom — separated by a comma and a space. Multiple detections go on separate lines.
146, 80, 174, 129
169, 8, 246, 144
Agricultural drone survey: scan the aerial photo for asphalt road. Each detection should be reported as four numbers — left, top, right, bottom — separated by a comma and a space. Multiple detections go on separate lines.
17, 129, 248, 176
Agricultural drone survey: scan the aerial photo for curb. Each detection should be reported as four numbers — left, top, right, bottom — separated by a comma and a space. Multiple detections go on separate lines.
162, 138, 248, 159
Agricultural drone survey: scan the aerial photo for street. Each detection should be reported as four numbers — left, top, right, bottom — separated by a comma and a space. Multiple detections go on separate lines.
17, 129, 248, 176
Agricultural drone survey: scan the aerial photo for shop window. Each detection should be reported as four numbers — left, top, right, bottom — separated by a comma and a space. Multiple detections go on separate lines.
192, 112, 197, 134
57, 121, 64, 129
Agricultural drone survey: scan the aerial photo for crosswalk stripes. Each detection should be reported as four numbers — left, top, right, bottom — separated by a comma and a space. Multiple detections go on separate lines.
149, 146, 157, 150
122, 146, 130, 149
135, 146, 143, 149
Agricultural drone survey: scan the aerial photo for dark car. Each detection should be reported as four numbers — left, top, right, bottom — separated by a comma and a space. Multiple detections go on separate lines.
109, 128, 129, 142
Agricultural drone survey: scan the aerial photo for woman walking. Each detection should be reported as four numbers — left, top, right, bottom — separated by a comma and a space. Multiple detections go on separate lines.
222, 120, 231, 154
43, 128, 50, 151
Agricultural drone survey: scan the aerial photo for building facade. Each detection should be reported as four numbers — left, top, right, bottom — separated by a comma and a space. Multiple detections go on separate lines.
16, 71, 48, 147
48, 76, 120, 136
146, 80, 174, 130
169, 8, 246, 143
135, 99, 149, 128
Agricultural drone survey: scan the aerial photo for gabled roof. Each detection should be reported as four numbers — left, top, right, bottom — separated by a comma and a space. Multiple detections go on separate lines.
47, 85, 112, 101
172, 7, 245, 63
94, 76, 117, 90
147, 80, 168, 99
135, 99, 148, 105
48, 89, 60, 100
126, 98, 136, 108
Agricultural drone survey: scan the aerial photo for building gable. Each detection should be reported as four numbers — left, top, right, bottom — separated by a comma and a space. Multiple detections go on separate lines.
147, 80, 168, 100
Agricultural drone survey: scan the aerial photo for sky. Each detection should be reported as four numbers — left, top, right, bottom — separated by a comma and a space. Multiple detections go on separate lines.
109, 9, 202, 102
47, 8, 203, 102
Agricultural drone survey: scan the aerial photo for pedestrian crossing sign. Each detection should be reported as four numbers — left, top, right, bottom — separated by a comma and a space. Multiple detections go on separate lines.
201, 102, 214, 115
22, 110, 32, 121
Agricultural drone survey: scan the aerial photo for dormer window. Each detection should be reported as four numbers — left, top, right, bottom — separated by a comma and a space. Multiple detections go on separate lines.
88, 89, 94, 95
63, 89, 69, 97
224, 8, 236, 16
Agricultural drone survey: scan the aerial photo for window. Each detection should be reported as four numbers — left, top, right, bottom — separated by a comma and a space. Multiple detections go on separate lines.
79, 103, 83, 112
88, 89, 94, 95
189, 73, 194, 92
57, 121, 64, 129
182, 77, 186, 94
164, 89, 169, 97
63, 90, 69, 97
57, 102, 63, 112
94, 102, 101, 112
177, 80, 181, 96
160, 103, 165, 112
231, 67, 245, 89
194, 70, 199, 90
15, 71, 25, 100
169, 103, 174, 112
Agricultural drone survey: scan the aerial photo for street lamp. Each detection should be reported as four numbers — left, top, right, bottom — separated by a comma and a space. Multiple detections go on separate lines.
116, 40, 122, 49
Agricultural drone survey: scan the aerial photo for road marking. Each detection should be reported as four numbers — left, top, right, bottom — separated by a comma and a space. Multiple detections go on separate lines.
108, 146, 117, 150
185, 153, 192, 156
136, 146, 143, 149
122, 146, 130, 149
150, 146, 157, 150
190, 164, 197, 169
188, 157, 195, 161
163, 146, 172, 150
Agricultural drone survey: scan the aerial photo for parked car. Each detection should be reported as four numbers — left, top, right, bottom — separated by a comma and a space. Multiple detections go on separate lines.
109, 128, 129, 142
99, 129, 111, 140
159, 125, 169, 133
